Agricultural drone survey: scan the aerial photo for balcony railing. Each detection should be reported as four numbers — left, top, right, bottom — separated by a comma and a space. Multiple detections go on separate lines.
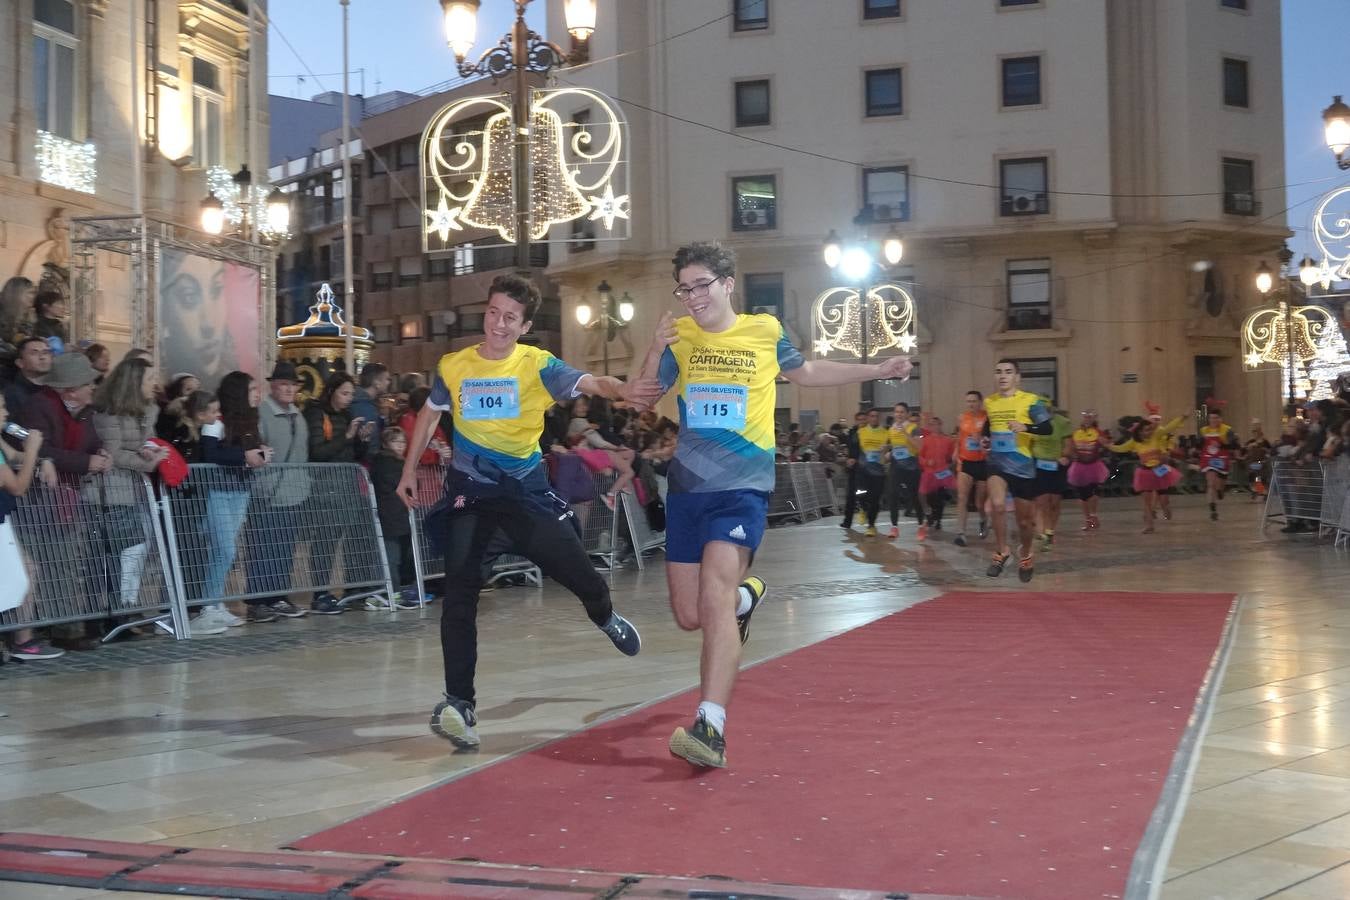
1223, 191, 1259, 216
1007, 305, 1053, 331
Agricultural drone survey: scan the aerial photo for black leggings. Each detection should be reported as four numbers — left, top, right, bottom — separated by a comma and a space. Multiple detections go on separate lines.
923, 490, 947, 525
1076, 484, 1099, 501
889, 464, 920, 524
861, 469, 887, 527
439, 495, 612, 707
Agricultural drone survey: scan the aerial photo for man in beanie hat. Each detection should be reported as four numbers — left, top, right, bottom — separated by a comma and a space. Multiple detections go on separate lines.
242, 360, 312, 620
18, 351, 109, 477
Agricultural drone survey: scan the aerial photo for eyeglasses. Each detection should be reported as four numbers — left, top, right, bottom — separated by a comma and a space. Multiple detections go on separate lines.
672, 276, 723, 302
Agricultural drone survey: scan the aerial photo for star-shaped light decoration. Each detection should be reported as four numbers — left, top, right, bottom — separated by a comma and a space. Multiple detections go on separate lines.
897, 333, 917, 352
813, 337, 834, 356
1244, 351, 1264, 368
1313, 258, 1337, 290
587, 184, 630, 230
425, 193, 463, 243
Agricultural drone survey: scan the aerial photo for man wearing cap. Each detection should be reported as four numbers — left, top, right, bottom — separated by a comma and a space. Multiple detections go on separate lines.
18, 352, 109, 477
242, 361, 312, 620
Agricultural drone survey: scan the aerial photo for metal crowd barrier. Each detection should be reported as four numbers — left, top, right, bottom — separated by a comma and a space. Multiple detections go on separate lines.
160, 463, 395, 617
1318, 455, 1350, 545
767, 462, 839, 526
1261, 459, 1330, 535
2, 470, 183, 640
405, 463, 543, 602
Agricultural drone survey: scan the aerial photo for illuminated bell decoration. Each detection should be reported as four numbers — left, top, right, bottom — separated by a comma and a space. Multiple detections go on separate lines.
811, 283, 917, 359
420, 86, 628, 252
460, 106, 588, 242
1241, 301, 1333, 370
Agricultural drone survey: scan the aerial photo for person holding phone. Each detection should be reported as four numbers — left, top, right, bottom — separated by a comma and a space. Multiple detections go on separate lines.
304, 373, 372, 615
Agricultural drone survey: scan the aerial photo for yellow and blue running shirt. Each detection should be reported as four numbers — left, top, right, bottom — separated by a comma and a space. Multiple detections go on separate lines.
657, 313, 805, 494
983, 390, 1051, 479
857, 425, 890, 473
888, 419, 919, 467
427, 343, 586, 482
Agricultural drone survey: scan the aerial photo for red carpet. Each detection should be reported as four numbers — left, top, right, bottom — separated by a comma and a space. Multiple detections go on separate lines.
297, 591, 1234, 899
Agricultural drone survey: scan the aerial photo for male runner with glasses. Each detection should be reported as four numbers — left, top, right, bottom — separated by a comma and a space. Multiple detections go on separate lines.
397, 274, 664, 750
638, 241, 912, 767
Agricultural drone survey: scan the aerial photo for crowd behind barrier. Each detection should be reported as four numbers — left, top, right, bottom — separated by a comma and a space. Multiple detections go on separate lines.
1261, 456, 1350, 547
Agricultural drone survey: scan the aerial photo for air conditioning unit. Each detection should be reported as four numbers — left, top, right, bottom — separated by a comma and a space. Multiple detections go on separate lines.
739, 209, 766, 227
1008, 191, 1035, 212
873, 203, 892, 221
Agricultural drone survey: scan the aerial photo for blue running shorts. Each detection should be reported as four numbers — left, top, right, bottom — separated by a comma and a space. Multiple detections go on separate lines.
665, 489, 770, 563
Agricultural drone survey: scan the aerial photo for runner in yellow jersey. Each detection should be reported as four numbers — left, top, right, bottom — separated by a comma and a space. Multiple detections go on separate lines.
639, 241, 912, 767
983, 359, 1054, 582
856, 409, 890, 536
1199, 405, 1239, 521
886, 402, 922, 537
396, 275, 664, 751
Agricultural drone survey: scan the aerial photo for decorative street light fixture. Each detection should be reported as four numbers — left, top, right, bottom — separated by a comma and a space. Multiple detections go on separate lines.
815, 222, 913, 409
1246, 245, 1334, 410
199, 164, 290, 243
575, 279, 634, 376
1323, 95, 1350, 170
436, 0, 600, 274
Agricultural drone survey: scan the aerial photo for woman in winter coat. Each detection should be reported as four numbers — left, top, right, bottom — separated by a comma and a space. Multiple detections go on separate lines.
91, 357, 169, 609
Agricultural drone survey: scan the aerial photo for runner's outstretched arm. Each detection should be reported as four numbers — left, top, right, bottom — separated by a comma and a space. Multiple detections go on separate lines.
782, 355, 912, 388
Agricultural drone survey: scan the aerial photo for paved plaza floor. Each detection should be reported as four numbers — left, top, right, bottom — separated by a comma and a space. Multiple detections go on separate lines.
1, 494, 1347, 899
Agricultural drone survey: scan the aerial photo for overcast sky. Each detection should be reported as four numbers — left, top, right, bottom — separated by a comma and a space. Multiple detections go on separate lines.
267, 0, 1349, 264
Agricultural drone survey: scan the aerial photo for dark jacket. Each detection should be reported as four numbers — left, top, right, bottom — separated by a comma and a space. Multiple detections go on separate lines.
159, 420, 205, 464
1, 372, 45, 452
845, 424, 862, 462
304, 404, 367, 463
349, 386, 384, 448
369, 451, 410, 538
18, 388, 101, 475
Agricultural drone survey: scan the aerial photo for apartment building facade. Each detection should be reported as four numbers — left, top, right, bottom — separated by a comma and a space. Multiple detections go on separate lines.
271, 78, 563, 380
1, 0, 269, 355
543, 0, 1289, 430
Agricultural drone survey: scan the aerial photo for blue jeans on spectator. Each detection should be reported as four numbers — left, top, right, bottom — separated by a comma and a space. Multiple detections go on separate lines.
244, 502, 301, 606
203, 489, 250, 604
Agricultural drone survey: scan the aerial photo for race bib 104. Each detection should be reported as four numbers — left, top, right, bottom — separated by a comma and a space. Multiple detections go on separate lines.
685, 384, 748, 430
460, 377, 521, 420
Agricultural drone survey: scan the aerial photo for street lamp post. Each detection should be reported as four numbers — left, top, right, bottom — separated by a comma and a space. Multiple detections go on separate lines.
822, 225, 904, 410
575, 279, 634, 376
199, 164, 290, 242
439, 0, 598, 274
1255, 246, 1298, 411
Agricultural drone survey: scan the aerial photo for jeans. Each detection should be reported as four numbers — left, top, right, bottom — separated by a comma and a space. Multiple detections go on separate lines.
203, 489, 251, 603
439, 494, 612, 707
384, 534, 414, 593
244, 502, 301, 606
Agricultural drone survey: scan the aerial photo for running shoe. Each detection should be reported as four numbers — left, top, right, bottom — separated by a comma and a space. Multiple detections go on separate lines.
1142, 524, 1155, 534
864, 526, 878, 537
978, 519, 989, 539
916, 524, 928, 542
11, 640, 64, 661
1081, 521, 1093, 531
1018, 555, 1034, 583
600, 612, 642, 656
954, 534, 968, 547
365, 594, 394, 611
669, 712, 727, 768
736, 577, 767, 646
1089, 515, 1099, 530
269, 599, 307, 618
189, 614, 226, 636
887, 525, 899, 539
987, 551, 1010, 578
430, 697, 480, 749
839, 520, 853, 530
1162, 507, 1172, 521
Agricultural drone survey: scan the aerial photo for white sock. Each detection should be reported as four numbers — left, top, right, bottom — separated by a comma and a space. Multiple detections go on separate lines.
697, 701, 726, 734
734, 584, 753, 617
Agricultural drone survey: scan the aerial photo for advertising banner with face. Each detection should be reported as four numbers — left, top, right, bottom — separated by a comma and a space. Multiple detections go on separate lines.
158, 248, 260, 387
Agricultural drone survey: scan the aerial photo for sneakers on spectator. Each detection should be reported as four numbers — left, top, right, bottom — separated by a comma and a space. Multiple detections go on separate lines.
246, 604, 278, 624
430, 696, 480, 749
216, 606, 245, 628
11, 640, 65, 661
189, 613, 227, 636
600, 612, 641, 656
365, 594, 394, 611
395, 591, 422, 610
268, 599, 307, 618
311, 594, 344, 615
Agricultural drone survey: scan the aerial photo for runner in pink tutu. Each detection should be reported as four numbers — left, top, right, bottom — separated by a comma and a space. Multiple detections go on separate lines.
1067, 410, 1112, 531
1109, 403, 1187, 534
